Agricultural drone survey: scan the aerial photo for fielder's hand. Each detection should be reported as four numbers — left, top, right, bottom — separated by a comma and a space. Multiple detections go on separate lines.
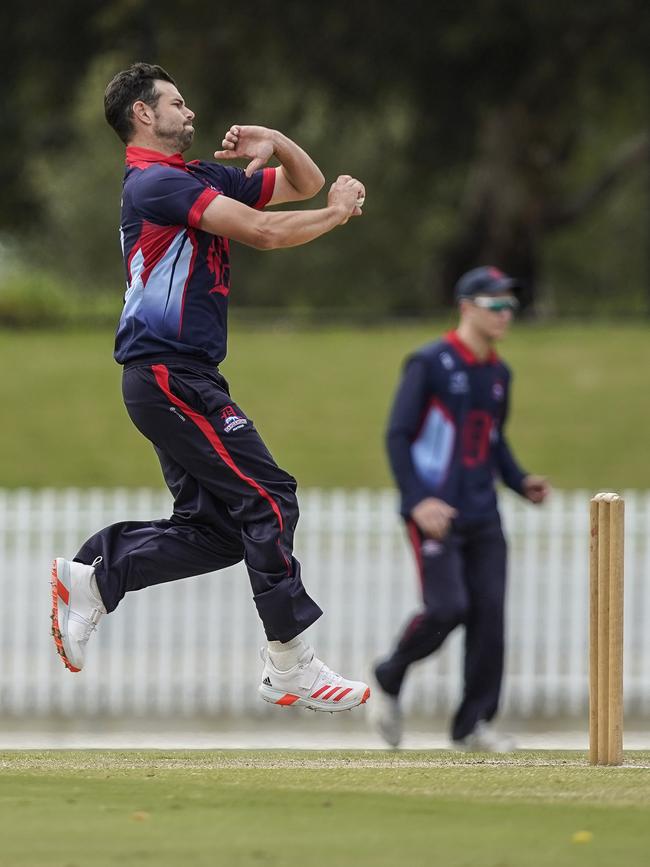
522, 475, 551, 504
411, 497, 458, 540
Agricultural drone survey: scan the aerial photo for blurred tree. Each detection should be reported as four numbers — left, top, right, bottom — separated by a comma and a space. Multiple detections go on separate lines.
429, 1, 650, 309
3, 0, 649, 315
1, 2, 113, 229
28, 55, 127, 289
242, 0, 649, 310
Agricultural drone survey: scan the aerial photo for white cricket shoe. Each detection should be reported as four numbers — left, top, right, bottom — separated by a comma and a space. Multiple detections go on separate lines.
50, 557, 106, 672
259, 646, 370, 712
453, 721, 517, 753
368, 673, 402, 748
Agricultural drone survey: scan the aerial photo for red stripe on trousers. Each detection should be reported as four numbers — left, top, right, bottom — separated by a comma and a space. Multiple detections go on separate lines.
151, 364, 285, 535
407, 519, 425, 597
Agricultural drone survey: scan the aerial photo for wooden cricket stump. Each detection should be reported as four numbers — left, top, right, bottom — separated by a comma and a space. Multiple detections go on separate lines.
589, 492, 624, 766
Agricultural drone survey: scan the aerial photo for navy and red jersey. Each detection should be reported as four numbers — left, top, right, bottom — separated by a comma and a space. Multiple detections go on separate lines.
386, 330, 528, 522
113, 147, 276, 366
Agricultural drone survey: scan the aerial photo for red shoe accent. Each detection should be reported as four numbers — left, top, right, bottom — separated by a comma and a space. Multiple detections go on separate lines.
276, 693, 300, 706
56, 579, 69, 605
50, 561, 80, 673
310, 684, 331, 699
333, 687, 353, 702
360, 687, 371, 704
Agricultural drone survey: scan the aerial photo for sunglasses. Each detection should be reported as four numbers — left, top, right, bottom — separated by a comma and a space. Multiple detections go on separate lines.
471, 295, 519, 313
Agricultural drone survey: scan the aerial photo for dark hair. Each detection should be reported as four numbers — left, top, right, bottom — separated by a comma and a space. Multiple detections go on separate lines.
104, 62, 176, 144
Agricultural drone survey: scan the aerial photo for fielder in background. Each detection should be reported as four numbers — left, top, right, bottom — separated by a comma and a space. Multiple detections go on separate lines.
50, 62, 370, 713
371, 266, 550, 750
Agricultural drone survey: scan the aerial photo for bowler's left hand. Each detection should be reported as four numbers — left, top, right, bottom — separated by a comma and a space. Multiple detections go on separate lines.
214, 125, 276, 176
522, 474, 551, 504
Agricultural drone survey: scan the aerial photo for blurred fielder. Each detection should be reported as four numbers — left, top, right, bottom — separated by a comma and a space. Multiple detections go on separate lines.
50, 62, 370, 712
371, 267, 550, 750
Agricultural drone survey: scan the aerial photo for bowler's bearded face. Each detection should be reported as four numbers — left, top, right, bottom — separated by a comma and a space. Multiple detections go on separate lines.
151, 81, 195, 152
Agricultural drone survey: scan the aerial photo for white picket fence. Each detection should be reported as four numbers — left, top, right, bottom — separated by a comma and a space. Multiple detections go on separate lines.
1, 487, 650, 719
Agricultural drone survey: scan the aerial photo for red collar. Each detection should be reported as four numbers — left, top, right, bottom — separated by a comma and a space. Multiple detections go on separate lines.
444, 330, 498, 366
125, 146, 186, 169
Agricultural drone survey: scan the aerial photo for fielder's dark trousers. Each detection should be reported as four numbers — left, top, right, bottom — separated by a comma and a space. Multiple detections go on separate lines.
75, 358, 322, 642
375, 518, 507, 741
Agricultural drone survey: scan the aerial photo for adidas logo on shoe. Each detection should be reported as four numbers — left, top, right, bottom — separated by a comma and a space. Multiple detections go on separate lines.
262, 676, 272, 686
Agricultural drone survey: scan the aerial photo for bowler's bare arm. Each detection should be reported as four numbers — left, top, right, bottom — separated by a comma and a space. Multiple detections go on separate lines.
215, 124, 325, 203
199, 174, 365, 250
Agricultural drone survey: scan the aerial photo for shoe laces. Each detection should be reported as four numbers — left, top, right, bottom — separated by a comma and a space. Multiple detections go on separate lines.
314, 662, 343, 686
278, 646, 342, 682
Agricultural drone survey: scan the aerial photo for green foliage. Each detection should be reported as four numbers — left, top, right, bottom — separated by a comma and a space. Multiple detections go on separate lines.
0, 270, 72, 327
544, 166, 650, 316
26, 54, 127, 291
2, 2, 647, 315
226, 83, 442, 316
0, 269, 121, 327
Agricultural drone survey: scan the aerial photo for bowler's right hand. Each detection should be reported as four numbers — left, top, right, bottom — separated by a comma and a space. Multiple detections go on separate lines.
411, 497, 458, 540
328, 175, 365, 224
214, 124, 276, 176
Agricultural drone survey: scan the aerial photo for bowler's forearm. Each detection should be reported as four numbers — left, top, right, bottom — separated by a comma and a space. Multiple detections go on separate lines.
271, 130, 325, 199
257, 204, 346, 248
199, 186, 353, 249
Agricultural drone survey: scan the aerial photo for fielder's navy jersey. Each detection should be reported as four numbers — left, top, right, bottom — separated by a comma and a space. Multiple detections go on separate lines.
113, 147, 276, 366
386, 330, 527, 521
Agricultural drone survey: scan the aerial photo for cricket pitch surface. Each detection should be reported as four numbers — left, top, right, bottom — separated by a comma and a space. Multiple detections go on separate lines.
1, 749, 649, 866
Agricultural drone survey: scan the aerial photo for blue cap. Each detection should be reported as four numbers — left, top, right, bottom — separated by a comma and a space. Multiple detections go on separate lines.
454, 266, 520, 301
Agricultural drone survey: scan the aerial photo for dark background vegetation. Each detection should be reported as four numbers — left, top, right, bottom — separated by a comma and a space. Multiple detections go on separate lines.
1, 0, 648, 325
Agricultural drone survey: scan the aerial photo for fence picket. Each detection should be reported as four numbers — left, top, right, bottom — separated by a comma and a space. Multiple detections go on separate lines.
1, 488, 649, 719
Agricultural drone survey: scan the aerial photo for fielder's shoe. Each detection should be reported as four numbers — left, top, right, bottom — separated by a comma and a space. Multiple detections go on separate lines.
259, 646, 370, 712
368, 670, 402, 748
51, 557, 106, 672
453, 721, 517, 753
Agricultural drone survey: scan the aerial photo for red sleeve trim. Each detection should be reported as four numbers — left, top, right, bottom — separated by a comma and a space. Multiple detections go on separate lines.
188, 188, 220, 227
255, 167, 277, 210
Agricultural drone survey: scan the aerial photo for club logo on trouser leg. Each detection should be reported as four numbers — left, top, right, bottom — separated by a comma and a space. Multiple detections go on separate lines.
220, 404, 248, 433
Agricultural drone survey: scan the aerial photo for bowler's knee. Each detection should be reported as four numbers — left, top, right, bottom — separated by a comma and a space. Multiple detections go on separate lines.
424, 596, 468, 629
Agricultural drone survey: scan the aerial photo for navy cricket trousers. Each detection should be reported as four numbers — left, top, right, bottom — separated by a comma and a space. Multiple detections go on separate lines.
75, 358, 322, 642
375, 518, 507, 741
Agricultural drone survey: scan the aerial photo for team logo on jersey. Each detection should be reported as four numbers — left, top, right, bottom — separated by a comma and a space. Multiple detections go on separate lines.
440, 352, 455, 370
449, 371, 469, 394
492, 382, 505, 401
220, 404, 248, 433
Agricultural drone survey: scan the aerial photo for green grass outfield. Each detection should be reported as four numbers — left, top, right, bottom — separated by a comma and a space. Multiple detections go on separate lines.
1, 750, 649, 866
1, 322, 649, 488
